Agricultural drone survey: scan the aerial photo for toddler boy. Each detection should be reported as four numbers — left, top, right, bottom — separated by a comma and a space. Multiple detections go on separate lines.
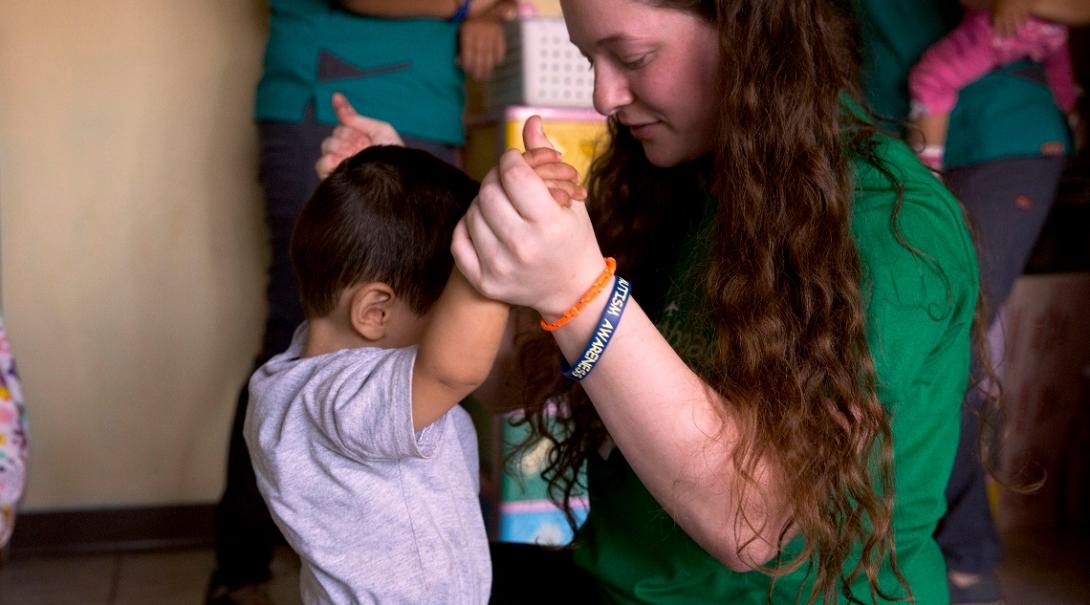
245, 139, 582, 604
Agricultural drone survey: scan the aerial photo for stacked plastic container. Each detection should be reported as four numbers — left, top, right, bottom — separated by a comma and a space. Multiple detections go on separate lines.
494, 412, 589, 544
484, 17, 594, 111
464, 12, 607, 546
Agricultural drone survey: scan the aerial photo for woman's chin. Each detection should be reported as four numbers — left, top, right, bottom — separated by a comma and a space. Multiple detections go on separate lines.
641, 142, 701, 169
641, 143, 682, 168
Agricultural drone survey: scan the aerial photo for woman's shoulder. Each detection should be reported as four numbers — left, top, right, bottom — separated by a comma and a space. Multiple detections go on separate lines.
851, 132, 972, 257
852, 132, 951, 203
849, 132, 979, 320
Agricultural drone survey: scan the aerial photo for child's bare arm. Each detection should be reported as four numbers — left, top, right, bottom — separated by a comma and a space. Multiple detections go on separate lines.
412, 121, 585, 429
411, 268, 509, 431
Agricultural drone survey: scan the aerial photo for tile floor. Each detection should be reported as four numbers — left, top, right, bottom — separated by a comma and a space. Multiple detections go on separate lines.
0, 547, 302, 605
0, 530, 1086, 604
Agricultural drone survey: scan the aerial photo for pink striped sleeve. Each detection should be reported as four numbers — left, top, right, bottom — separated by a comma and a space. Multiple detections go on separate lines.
1042, 39, 1079, 113
909, 10, 1000, 116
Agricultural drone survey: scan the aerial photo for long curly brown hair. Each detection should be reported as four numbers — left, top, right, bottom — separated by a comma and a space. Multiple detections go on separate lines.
509, 1, 989, 603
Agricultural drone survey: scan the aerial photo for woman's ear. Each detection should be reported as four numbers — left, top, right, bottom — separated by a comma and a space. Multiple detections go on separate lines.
348, 283, 396, 341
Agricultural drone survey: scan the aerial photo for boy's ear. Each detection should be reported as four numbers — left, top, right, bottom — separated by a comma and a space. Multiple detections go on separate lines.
349, 282, 396, 341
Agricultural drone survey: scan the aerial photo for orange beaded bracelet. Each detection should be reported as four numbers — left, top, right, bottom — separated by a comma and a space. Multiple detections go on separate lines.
540, 257, 617, 332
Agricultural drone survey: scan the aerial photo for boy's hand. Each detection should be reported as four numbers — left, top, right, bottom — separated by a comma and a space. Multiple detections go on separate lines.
521, 115, 588, 207
524, 149, 586, 207
992, 0, 1034, 38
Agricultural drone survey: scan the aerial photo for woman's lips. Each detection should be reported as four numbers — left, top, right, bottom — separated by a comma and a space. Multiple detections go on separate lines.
626, 121, 659, 138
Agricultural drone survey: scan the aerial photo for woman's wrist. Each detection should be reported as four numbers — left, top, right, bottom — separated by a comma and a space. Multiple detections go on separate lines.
561, 276, 631, 381
540, 258, 616, 331
535, 257, 616, 324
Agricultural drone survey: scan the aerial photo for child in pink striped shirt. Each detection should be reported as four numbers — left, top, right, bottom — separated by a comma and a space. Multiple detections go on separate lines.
908, 0, 1080, 170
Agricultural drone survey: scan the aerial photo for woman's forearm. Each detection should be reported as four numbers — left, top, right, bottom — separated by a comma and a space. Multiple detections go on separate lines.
550, 291, 793, 571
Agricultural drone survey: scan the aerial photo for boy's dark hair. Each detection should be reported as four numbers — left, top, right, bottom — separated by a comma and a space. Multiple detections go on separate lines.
290, 145, 479, 318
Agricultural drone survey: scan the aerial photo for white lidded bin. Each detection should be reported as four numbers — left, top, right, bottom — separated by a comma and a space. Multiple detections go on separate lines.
485, 17, 595, 110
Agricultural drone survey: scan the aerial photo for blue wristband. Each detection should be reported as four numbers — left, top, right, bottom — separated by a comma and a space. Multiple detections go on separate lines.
561, 277, 631, 381
450, 0, 471, 23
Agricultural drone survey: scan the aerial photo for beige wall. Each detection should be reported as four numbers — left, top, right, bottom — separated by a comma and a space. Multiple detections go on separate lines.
0, 1, 269, 509
0, 0, 566, 512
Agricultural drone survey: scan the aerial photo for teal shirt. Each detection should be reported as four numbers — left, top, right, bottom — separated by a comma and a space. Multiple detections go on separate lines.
257, 0, 465, 145
573, 134, 979, 604
858, 0, 1072, 168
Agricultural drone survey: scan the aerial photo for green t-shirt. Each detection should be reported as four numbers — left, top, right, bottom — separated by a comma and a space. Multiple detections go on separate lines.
857, 0, 1072, 168
256, 0, 465, 145
572, 134, 979, 604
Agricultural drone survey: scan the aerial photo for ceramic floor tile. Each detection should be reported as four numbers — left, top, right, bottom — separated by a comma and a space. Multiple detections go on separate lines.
110, 546, 302, 605
1, 532, 1087, 604
0, 553, 116, 605
111, 548, 213, 604
267, 546, 304, 605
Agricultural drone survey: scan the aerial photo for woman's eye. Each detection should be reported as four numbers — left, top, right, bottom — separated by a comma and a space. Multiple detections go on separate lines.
621, 54, 650, 70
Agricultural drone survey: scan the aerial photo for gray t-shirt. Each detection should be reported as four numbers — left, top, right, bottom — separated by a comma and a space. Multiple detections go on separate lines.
244, 325, 490, 604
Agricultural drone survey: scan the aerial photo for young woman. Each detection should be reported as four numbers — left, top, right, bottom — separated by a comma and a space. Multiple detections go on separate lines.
323, 2, 983, 602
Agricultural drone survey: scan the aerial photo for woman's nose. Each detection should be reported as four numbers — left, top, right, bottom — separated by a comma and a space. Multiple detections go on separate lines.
592, 63, 633, 117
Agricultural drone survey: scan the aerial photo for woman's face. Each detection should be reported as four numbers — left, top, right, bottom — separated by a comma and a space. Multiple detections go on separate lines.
561, 0, 722, 167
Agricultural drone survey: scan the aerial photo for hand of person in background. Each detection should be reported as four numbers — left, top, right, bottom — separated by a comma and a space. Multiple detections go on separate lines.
315, 93, 405, 179
521, 115, 588, 207
991, 0, 1034, 38
458, 1, 517, 82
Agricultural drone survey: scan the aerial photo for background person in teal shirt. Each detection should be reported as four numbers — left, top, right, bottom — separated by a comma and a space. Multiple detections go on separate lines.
207, 1, 515, 603
857, 1, 1087, 602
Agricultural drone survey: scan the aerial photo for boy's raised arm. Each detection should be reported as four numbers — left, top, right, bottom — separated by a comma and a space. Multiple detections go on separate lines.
410, 269, 509, 432
411, 117, 585, 431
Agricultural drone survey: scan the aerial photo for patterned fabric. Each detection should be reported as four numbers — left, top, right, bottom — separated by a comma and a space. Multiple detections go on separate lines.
0, 313, 28, 548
